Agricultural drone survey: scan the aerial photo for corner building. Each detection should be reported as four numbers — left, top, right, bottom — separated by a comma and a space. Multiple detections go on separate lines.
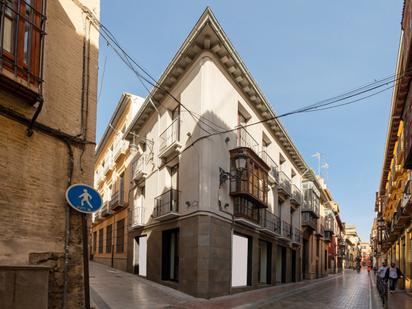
124, 9, 311, 298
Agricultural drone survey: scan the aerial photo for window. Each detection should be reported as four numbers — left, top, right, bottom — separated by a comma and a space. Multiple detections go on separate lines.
162, 229, 179, 281
98, 229, 104, 254
116, 219, 125, 253
106, 224, 112, 253
93, 231, 97, 253
0, 0, 45, 87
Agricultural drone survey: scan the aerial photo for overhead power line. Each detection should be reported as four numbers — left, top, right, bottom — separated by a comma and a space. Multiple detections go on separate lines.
73, 0, 408, 150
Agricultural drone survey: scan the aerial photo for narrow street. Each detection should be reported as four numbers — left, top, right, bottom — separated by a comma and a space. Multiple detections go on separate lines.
90, 261, 411, 309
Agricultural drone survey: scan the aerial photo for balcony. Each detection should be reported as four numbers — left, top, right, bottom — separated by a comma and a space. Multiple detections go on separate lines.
278, 171, 291, 200
290, 185, 302, 207
301, 199, 320, 218
260, 151, 279, 185
93, 211, 102, 223
236, 125, 259, 155
316, 223, 325, 237
132, 154, 151, 182
324, 231, 332, 243
131, 207, 145, 228
324, 216, 335, 234
102, 156, 114, 176
113, 138, 129, 162
109, 191, 126, 211
394, 200, 410, 227
280, 221, 292, 240
233, 197, 261, 228
402, 180, 412, 216
159, 118, 181, 160
301, 212, 317, 230
229, 148, 269, 208
259, 209, 281, 235
292, 228, 302, 245
338, 237, 346, 248
153, 189, 179, 221
101, 202, 112, 217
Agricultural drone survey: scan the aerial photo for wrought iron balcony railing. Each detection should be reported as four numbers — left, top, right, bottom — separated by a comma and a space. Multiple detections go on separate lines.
301, 199, 320, 218
132, 153, 151, 181
236, 125, 259, 154
109, 191, 125, 211
302, 212, 317, 230
259, 209, 281, 234
282, 221, 292, 239
153, 189, 179, 218
293, 228, 302, 243
131, 206, 145, 227
260, 150, 279, 183
159, 117, 180, 154
278, 171, 292, 196
291, 184, 302, 206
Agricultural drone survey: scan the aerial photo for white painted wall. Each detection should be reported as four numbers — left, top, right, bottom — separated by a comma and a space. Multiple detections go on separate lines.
232, 234, 248, 287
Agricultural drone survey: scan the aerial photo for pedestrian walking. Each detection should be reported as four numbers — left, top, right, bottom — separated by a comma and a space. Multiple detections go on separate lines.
377, 261, 388, 304
385, 262, 403, 293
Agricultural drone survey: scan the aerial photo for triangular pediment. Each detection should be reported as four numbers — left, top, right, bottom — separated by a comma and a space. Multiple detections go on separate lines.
127, 7, 308, 173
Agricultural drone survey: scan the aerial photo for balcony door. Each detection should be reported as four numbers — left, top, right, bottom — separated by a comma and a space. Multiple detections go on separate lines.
119, 172, 124, 202
172, 106, 180, 144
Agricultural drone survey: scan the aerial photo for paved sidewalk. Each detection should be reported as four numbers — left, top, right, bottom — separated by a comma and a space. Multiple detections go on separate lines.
90, 262, 382, 309
387, 291, 412, 309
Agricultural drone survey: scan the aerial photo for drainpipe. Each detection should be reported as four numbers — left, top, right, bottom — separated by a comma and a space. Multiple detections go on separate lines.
149, 98, 160, 197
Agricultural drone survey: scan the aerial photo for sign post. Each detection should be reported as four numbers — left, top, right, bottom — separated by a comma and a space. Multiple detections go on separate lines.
66, 184, 103, 309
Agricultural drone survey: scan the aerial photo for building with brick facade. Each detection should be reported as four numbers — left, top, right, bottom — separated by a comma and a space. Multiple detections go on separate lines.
91, 93, 144, 271
0, 0, 99, 308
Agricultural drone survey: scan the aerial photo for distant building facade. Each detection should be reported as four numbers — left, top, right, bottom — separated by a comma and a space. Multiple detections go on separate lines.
91, 93, 143, 271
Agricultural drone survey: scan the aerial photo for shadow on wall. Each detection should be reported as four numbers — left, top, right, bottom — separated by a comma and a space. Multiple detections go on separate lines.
0, 1, 99, 309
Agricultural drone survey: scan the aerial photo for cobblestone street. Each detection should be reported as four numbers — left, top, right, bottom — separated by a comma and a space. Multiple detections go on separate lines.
90, 262, 412, 309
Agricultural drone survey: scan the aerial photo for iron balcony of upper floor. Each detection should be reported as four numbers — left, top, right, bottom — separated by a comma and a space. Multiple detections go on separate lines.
280, 220, 292, 241
278, 171, 292, 200
159, 117, 182, 160
301, 198, 320, 218
101, 202, 112, 217
112, 138, 129, 162
132, 153, 151, 182
259, 208, 282, 235
291, 227, 302, 245
110, 191, 126, 211
153, 189, 179, 221
290, 184, 302, 207
260, 150, 279, 185
301, 212, 317, 231
131, 207, 145, 228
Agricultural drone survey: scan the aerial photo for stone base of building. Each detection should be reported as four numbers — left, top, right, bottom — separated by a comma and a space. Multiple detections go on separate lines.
92, 256, 127, 272
127, 212, 302, 298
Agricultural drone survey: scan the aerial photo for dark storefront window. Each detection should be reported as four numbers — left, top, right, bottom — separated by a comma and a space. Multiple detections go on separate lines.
93, 231, 97, 253
162, 229, 179, 281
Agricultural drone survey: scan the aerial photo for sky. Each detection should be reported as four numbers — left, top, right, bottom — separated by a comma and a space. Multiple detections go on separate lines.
97, 0, 404, 242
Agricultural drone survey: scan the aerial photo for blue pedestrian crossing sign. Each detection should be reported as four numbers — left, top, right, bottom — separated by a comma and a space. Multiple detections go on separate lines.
65, 184, 103, 213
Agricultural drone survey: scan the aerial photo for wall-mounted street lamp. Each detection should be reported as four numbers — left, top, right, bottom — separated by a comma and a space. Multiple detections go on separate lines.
219, 154, 247, 187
